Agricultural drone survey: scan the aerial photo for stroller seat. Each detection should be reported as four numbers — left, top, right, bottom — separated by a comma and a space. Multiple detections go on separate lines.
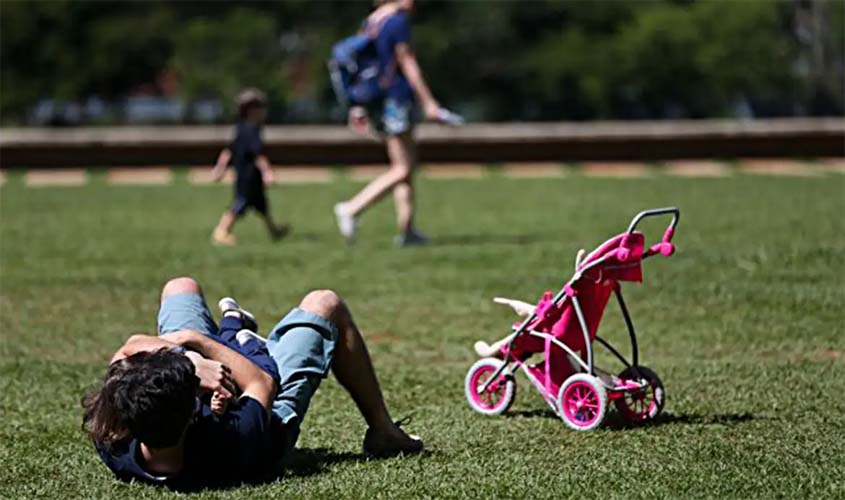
511, 231, 646, 356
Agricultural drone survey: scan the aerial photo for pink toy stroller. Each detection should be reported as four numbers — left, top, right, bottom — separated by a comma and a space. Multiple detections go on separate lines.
464, 208, 680, 431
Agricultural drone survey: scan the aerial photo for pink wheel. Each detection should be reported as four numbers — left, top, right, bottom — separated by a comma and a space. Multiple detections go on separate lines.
614, 365, 665, 424
557, 374, 607, 431
464, 358, 515, 416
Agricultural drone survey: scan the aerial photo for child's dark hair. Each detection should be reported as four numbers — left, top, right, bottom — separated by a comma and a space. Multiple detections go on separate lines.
82, 348, 199, 451
237, 87, 267, 119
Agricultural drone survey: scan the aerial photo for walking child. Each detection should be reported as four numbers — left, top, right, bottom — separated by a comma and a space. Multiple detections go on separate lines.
211, 88, 288, 246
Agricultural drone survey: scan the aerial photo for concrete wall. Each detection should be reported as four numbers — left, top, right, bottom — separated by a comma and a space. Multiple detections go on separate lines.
1, 118, 842, 168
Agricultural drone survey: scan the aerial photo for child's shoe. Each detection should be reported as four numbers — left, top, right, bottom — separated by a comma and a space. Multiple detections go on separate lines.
235, 328, 267, 347
270, 224, 290, 241
218, 297, 258, 332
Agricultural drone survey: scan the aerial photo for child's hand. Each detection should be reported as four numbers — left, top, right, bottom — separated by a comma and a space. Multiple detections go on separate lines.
211, 390, 231, 416
261, 168, 275, 185
183, 351, 237, 398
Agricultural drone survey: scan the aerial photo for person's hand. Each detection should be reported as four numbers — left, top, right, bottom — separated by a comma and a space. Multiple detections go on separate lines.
261, 168, 275, 185
422, 100, 442, 121
184, 351, 237, 398
348, 106, 370, 136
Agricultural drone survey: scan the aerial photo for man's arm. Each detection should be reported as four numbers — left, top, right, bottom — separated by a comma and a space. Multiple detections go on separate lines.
395, 43, 440, 120
211, 148, 232, 182
111, 334, 237, 398
111, 334, 177, 363
164, 330, 277, 415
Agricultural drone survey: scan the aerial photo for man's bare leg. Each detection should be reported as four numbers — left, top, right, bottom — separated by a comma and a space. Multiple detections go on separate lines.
161, 276, 204, 302
298, 290, 423, 456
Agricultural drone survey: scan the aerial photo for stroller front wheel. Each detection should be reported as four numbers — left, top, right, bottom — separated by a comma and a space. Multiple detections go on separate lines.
464, 358, 516, 416
557, 374, 608, 431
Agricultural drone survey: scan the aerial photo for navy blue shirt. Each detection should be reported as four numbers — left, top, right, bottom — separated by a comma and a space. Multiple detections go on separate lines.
230, 122, 264, 195
97, 398, 286, 491
371, 12, 414, 102
95, 317, 283, 490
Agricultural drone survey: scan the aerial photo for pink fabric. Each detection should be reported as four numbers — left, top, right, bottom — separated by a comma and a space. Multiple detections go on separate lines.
511, 232, 646, 357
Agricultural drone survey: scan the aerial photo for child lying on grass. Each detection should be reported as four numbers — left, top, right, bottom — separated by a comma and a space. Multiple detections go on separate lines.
205, 298, 274, 416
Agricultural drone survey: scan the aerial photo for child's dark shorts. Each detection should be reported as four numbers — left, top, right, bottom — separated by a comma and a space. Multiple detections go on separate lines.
231, 188, 267, 216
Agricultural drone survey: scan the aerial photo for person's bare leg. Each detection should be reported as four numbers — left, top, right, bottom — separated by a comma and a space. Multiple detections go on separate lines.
213, 211, 238, 245
260, 212, 288, 241
393, 181, 414, 234
297, 290, 422, 455
160, 276, 203, 303
342, 133, 414, 217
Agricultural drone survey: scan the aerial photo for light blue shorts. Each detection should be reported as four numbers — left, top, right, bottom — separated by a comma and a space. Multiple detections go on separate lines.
368, 98, 415, 136
157, 294, 338, 443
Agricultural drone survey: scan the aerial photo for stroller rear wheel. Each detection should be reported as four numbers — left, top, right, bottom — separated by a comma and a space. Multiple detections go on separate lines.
464, 358, 516, 416
558, 374, 608, 431
615, 365, 665, 424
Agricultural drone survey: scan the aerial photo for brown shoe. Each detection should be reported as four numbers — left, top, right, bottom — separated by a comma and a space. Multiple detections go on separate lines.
362, 419, 423, 458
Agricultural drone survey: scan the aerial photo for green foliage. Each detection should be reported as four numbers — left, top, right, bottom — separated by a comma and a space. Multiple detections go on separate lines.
0, 0, 842, 123
170, 8, 288, 115
1, 173, 845, 498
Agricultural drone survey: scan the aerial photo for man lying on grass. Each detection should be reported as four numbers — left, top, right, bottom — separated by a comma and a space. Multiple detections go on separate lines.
82, 277, 422, 490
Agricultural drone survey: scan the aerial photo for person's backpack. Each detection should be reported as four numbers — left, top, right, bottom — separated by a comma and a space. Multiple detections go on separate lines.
328, 17, 394, 108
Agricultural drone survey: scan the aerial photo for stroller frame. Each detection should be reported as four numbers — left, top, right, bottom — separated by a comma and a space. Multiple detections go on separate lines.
470, 208, 680, 429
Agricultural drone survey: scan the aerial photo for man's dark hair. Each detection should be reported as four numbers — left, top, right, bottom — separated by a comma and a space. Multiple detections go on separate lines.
82, 348, 200, 451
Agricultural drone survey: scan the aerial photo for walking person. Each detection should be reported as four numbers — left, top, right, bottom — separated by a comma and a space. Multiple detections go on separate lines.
333, 0, 458, 247
211, 88, 288, 246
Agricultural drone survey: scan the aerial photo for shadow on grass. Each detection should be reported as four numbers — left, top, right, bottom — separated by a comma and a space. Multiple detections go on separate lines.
172, 448, 427, 491
280, 447, 434, 478
280, 447, 366, 478
428, 233, 554, 247
506, 408, 757, 430
286, 231, 326, 243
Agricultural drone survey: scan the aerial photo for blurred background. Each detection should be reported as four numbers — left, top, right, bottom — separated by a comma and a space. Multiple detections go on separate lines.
2, 0, 843, 127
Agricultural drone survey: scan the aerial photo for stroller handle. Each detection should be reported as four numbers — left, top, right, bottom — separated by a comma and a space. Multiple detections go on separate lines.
620, 207, 680, 260
626, 207, 680, 238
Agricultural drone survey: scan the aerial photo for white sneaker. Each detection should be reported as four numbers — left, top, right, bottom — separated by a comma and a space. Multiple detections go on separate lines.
236, 329, 267, 347
334, 203, 357, 243
218, 297, 258, 332
395, 230, 430, 247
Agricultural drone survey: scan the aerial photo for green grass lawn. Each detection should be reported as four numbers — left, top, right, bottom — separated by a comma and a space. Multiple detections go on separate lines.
1, 172, 844, 499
